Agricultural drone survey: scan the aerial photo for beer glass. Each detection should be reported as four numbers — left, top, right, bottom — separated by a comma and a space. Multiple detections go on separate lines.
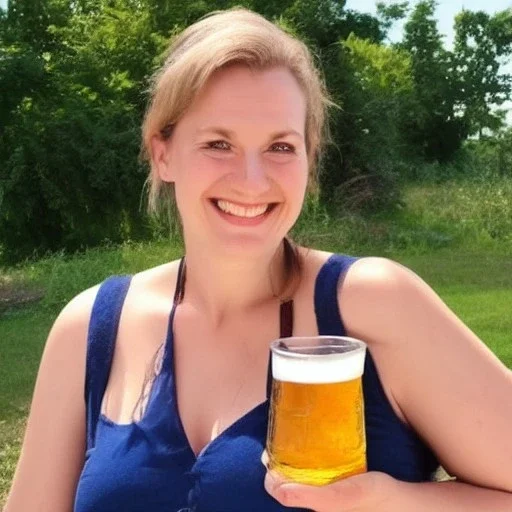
266, 336, 367, 486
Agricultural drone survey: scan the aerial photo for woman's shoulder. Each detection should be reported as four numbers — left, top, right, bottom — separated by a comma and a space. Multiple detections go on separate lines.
340, 255, 426, 301
49, 259, 182, 340
52, 283, 103, 337
128, 259, 183, 303
297, 247, 428, 341
337, 255, 439, 346
300, 248, 411, 284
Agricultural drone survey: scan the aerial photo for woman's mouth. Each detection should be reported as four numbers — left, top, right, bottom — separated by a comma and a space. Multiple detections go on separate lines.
210, 199, 277, 219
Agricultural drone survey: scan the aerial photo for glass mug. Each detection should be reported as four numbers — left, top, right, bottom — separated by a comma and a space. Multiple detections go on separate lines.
266, 336, 367, 486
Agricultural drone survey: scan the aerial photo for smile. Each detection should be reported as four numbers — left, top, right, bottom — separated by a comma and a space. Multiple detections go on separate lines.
211, 199, 276, 218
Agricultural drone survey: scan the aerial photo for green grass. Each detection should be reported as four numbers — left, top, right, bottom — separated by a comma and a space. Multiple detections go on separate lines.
403, 178, 512, 248
1, 179, 512, 505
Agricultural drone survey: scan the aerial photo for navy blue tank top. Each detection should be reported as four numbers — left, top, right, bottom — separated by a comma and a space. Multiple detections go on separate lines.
74, 254, 438, 512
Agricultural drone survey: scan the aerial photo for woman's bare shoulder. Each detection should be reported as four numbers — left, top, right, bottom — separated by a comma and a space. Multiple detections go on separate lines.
336, 256, 428, 340
47, 259, 181, 344
51, 283, 102, 340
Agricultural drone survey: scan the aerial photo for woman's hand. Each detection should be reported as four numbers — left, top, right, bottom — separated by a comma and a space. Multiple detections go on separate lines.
262, 451, 398, 511
264, 469, 398, 511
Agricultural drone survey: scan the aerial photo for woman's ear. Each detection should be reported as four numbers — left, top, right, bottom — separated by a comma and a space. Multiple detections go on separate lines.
150, 134, 175, 183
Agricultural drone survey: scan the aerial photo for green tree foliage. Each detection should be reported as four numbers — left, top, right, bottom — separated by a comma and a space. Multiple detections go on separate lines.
282, 0, 384, 49
0, 0, 510, 262
320, 34, 413, 211
401, 0, 469, 162
0, 1, 166, 262
453, 8, 512, 136
401, 1, 512, 162
467, 128, 512, 177
376, 1, 409, 37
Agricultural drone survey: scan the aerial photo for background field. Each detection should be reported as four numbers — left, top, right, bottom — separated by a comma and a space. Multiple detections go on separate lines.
1, 181, 511, 505
2, 0, 512, 507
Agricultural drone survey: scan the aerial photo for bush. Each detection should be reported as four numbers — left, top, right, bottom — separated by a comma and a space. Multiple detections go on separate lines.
0, 92, 151, 263
404, 178, 512, 246
319, 35, 414, 214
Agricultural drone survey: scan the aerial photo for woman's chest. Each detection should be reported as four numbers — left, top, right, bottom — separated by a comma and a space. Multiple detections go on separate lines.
75, 404, 309, 512
170, 299, 320, 456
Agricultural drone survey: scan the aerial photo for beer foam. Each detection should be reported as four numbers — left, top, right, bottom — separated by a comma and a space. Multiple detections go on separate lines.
272, 349, 366, 384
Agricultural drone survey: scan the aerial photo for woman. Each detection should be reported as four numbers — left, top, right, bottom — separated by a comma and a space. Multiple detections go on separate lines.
5, 8, 512, 512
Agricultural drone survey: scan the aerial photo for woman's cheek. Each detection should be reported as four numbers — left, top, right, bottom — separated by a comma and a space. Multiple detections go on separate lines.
193, 153, 238, 178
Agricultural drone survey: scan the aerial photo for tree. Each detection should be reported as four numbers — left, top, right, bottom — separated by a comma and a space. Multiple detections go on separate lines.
400, 0, 468, 162
3, 0, 72, 51
0, 1, 165, 262
376, 1, 409, 39
320, 34, 413, 211
281, 0, 384, 49
453, 8, 512, 136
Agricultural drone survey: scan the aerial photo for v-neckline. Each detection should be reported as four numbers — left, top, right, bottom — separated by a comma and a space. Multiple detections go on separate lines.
167, 258, 293, 460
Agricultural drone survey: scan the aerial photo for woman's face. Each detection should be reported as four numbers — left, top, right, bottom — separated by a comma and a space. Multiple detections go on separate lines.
154, 64, 309, 257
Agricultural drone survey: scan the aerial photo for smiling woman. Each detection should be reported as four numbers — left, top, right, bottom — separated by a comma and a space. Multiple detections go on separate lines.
4, 7, 512, 512
141, 10, 330, 296
149, 65, 309, 276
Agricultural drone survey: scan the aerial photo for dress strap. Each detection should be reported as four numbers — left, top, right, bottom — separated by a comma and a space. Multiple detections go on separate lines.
314, 254, 358, 335
85, 275, 132, 450
266, 299, 294, 399
279, 299, 294, 338
174, 257, 186, 305
158, 256, 187, 374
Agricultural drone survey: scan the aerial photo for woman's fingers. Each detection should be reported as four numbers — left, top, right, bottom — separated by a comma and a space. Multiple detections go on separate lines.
264, 470, 396, 512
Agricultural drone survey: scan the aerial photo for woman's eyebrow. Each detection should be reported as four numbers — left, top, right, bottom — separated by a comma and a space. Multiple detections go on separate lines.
269, 129, 304, 140
196, 126, 304, 140
196, 126, 234, 139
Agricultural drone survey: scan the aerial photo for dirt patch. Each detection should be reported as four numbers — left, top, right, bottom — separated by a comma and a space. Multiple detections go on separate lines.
0, 278, 45, 313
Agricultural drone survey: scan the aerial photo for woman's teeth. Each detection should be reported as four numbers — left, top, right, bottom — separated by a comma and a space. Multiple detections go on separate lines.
216, 200, 269, 218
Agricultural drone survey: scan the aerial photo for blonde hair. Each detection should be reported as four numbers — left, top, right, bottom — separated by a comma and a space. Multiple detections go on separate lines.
141, 7, 333, 218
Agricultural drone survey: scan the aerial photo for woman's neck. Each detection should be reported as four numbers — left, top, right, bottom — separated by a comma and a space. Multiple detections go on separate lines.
181, 242, 287, 326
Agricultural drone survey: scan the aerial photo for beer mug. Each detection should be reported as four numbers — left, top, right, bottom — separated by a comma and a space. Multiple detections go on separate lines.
266, 336, 367, 486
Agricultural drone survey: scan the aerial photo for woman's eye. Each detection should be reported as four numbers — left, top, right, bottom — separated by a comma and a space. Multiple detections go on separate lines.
207, 140, 231, 151
270, 143, 295, 153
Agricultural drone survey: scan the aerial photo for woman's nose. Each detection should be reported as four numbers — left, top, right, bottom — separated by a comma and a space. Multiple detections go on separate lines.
237, 154, 271, 194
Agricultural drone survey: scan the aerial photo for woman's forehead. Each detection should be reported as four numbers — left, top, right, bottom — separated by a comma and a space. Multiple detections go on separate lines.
182, 65, 307, 129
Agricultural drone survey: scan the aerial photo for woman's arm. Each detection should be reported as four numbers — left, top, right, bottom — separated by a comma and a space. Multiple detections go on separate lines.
340, 257, 512, 493
4, 285, 99, 512
265, 257, 512, 510
396, 478, 512, 510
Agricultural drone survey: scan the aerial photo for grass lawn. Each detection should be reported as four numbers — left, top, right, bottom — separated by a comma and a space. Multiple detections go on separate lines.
1, 240, 511, 505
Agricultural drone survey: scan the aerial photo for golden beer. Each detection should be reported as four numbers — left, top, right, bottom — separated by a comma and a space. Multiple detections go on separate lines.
266, 336, 367, 486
